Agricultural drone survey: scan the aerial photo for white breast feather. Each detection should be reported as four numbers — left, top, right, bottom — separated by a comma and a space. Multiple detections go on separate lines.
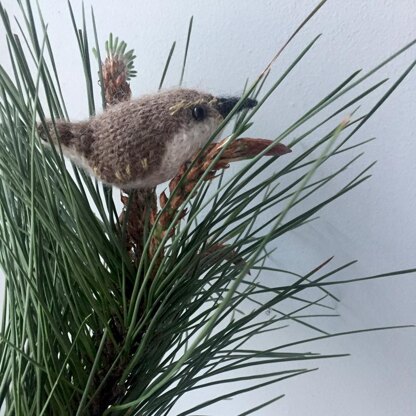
122, 117, 220, 188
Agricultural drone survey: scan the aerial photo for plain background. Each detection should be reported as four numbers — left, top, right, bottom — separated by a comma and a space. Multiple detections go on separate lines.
0, 1, 415, 415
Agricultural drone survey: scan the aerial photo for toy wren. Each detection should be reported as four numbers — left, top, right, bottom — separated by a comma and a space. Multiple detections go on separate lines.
38, 88, 257, 189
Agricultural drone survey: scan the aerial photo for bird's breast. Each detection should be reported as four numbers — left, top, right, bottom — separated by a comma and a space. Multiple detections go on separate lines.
120, 118, 220, 189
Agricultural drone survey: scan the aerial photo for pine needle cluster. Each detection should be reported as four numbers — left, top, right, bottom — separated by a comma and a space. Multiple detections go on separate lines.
0, 1, 414, 415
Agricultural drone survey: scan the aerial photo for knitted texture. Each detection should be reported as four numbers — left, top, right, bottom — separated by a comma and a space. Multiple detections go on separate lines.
39, 88, 224, 189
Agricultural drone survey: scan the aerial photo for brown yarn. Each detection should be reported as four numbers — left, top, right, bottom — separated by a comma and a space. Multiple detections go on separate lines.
39, 89, 218, 189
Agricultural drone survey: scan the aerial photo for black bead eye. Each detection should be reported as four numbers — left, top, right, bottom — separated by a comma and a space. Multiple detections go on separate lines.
192, 105, 206, 121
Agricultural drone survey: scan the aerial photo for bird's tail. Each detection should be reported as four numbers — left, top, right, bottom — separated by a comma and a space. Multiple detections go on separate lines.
37, 120, 77, 147
37, 120, 93, 159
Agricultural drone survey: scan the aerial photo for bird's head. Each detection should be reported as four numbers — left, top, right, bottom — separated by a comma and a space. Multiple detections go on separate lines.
135, 88, 257, 148
164, 88, 257, 122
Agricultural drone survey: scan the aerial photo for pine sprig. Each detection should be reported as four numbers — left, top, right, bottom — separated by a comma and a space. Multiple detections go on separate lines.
92, 32, 137, 105
93, 33, 137, 81
0, 1, 414, 415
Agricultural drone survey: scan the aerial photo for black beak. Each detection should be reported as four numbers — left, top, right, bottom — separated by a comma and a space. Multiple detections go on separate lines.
216, 96, 257, 118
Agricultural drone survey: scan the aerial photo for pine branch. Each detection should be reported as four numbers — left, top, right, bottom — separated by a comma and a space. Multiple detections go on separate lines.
0, 2, 414, 415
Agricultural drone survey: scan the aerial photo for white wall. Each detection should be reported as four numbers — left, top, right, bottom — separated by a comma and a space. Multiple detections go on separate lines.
0, 1, 415, 415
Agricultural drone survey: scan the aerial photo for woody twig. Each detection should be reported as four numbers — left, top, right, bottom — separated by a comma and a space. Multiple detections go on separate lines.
150, 138, 291, 251
89, 38, 156, 415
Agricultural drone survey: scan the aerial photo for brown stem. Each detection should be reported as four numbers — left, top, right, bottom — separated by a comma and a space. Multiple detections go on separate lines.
151, 137, 291, 246
88, 49, 157, 416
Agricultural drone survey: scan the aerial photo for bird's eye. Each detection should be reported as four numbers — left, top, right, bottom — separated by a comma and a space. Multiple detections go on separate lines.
192, 105, 206, 121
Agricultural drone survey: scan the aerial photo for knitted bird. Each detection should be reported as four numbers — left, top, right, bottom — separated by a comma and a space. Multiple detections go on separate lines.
39, 88, 257, 189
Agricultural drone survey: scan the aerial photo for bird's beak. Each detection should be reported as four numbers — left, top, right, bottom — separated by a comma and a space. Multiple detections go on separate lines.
216, 96, 257, 118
